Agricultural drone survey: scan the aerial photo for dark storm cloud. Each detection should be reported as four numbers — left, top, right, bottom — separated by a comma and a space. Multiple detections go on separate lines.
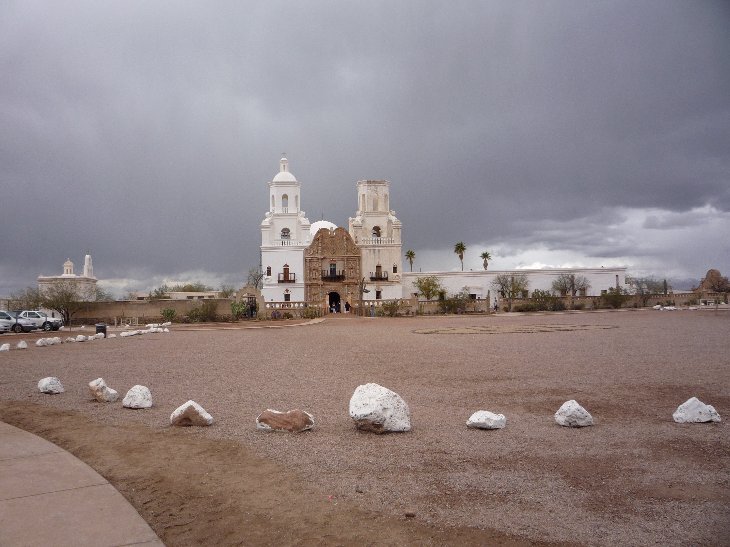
1, 0, 728, 294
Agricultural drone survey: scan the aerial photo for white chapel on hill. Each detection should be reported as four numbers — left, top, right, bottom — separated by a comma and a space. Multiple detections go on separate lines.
259, 157, 626, 310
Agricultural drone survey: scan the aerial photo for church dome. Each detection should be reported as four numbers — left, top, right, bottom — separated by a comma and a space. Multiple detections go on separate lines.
310, 220, 337, 236
272, 156, 297, 183
273, 171, 297, 182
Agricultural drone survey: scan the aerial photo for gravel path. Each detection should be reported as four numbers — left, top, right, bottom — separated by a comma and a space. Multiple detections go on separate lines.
1, 310, 728, 545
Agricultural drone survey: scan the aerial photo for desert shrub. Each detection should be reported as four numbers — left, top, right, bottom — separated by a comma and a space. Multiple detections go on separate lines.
571, 302, 585, 310
231, 301, 247, 320
300, 307, 320, 319
160, 308, 177, 322
602, 288, 629, 309
283, 312, 293, 320
438, 289, 471, 314
530, 290, 565, 311
188, 300, 218, 322
380, 300, 403, 317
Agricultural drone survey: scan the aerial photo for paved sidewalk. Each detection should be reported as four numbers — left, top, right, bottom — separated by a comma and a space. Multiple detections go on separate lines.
0, 421, 163, 547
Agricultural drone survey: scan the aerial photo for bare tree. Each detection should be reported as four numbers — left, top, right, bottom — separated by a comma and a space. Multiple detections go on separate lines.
491, 273, 529, 312
247, 267, 264, 290
8, 286, 43, 310
40, 280, 86, 325
219, 284, 236, 298
551, 273, 591, 297
626, 275, 664, 306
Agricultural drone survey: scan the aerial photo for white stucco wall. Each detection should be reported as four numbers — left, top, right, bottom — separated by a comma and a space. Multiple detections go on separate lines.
402, 268, 626, 301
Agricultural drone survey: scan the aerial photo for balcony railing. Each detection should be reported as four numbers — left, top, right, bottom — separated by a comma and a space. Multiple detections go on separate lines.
370, 272, 388, 281
360, 237, 395, 245
278, 273, 296, 283
321, 270, 345, 281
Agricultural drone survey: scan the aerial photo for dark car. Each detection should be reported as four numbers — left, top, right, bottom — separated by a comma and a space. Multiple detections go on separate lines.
0, 311, 38, 333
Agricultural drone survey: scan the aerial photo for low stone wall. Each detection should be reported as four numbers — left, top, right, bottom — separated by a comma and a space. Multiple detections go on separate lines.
72, 299, 235, 324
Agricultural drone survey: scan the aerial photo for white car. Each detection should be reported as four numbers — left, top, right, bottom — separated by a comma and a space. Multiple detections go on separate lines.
0, 311, 37, 333
17, 310, 63, 331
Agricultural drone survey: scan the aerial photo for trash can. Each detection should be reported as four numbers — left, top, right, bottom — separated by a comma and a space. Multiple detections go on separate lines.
95, 323, 107, 337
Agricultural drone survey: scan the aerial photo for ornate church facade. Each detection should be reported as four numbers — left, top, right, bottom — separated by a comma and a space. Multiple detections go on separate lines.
260, 156, 404, 310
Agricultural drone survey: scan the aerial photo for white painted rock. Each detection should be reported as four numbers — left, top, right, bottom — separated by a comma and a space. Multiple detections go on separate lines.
122, 385, 152, 409
65, 337, 76, 343
107, 333, 117, 339
349, 383, 411, 433
16, 341, 28, 350
256, 409, 314, 432
88, 378, 119, 403
95, 333, 105, 339
0, 343, 10, 352
555, 400, 593, 427
76, 335, 87, 342
673, 397, 721, 423
163, 328, 170, 333
35, 338, 48, 347
467, 410, 506, 429
38, 377, 64, 394
50, 337, 62, 345
170, 400, 214, 426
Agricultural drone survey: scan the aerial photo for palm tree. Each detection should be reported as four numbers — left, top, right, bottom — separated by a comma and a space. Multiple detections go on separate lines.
480, 251, 492, 270
454, 242, 466, 271
405, 249, 415, 272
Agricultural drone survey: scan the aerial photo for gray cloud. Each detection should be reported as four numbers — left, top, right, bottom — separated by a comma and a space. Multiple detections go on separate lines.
1, 1, 728, 295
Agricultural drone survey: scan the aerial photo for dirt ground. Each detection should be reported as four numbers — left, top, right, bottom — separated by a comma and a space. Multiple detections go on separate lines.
1, 310, 728, 546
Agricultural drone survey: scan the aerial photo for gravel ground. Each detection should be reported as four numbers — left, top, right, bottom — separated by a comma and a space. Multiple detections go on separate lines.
1, 310, 728, 545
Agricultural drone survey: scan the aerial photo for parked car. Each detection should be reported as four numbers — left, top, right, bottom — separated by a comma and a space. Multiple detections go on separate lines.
0, 311, 38, 333
0, 311, 12, 333
17, 310, 63, 331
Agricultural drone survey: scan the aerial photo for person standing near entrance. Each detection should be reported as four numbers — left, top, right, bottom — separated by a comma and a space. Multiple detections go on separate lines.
345, 301, 351, 313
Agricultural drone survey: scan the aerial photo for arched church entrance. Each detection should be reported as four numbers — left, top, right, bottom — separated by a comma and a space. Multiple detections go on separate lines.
328, 291, 341, 313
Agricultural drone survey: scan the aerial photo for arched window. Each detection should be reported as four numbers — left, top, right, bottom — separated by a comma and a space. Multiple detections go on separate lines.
372, 226, 381, 238
373, 195, 379, 210
266, 266, 271, 276
282, 194, 288, 211
271, 195, 275, 211
281, 228, 290, 240
392, 264, 397, 274
295, 195, 299, 209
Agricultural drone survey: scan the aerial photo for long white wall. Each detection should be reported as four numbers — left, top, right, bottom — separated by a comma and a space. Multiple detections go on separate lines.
402, 267, 626, 301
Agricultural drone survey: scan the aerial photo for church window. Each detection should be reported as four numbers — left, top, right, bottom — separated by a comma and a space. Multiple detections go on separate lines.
271, 195, 274, 210
266, 266, 271, 276
295, 195, 299, 209
282, 194, 288, 211
373, 195, 378, 210
281, 228, 290, 240
372, 226, 381, 238
376, 290, 382, 300
284, 293, 291, 302
375, 264, 382, 277
392, 264, 397, 274
329, 262, 337, 276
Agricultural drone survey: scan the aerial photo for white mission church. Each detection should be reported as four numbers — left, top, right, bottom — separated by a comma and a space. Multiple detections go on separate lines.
259, 157, 625, 310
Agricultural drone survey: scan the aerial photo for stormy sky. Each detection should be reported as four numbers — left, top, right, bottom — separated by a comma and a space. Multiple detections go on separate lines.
2, 0, 728, 296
